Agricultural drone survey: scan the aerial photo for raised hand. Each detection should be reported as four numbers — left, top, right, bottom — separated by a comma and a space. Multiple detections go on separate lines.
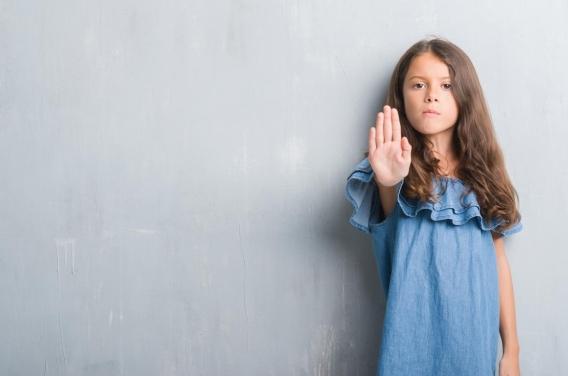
368, 105, 412, 187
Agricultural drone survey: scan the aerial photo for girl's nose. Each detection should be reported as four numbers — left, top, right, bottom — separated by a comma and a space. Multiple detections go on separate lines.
425, 87, 439, 102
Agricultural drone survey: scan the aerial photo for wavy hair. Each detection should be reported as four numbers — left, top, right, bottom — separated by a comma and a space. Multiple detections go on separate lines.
365, 36, 522, 234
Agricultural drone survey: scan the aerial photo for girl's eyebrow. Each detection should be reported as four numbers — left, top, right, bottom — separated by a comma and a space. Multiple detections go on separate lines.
408, 75, 451, 80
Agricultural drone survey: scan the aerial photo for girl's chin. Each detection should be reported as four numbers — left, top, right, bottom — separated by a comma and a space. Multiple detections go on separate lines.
413, 123, 455, 135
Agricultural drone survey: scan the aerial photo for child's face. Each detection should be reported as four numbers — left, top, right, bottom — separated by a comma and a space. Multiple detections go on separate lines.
402, 52, 459, 138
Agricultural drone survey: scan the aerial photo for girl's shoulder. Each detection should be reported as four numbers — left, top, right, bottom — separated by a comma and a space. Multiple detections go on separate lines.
401, 176, 522, 238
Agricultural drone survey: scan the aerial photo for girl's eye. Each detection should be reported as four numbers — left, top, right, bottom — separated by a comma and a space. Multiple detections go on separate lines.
412, 83, 452, 89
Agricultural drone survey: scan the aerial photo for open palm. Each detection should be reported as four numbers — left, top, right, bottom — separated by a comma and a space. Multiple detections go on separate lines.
368, 105, 412, 187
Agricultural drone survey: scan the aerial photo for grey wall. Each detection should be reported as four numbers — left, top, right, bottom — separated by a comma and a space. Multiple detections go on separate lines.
1, 0, 566, 375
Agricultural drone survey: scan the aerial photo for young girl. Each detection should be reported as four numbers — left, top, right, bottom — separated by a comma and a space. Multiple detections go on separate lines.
345, 37, 523, 376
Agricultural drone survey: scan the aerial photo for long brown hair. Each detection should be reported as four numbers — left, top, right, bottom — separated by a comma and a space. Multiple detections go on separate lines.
366, 36, 522, 234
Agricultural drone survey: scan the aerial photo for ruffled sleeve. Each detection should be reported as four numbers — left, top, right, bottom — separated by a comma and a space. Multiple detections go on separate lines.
344, 158, 386, 234
490, 217, 523, 239
345, 158, 524, 239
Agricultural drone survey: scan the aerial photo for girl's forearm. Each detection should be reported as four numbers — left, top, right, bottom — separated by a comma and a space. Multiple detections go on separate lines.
375, 177, 397, 218
493, 234, 520, 355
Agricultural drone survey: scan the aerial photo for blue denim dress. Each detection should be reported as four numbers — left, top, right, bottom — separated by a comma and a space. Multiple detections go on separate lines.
345, 157, 522, 376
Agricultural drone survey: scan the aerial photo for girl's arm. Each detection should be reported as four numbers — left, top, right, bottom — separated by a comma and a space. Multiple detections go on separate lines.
493, 233, 521, 356
374, 178, 397, 218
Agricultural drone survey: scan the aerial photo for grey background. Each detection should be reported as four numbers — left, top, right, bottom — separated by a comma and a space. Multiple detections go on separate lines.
0, 0, 566, 375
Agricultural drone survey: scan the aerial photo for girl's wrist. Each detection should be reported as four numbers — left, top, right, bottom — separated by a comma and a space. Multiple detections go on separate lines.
503, 342, 520, 357
374, 176, 402, 188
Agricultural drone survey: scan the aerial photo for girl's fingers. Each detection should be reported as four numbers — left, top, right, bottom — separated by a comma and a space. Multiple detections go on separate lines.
401, 137, 412, 162
376, 112, 384, 145
383, 106, 392, 142
392, 108, 401, 141
369, 126, 376, 154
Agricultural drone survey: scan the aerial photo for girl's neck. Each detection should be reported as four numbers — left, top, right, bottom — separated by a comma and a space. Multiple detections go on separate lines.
431, 149, 459, 177
423, 127, 459, 176
425, 125, 456, 158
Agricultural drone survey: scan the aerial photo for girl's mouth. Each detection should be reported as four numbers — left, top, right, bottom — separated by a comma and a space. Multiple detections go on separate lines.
423, 111, 440, 117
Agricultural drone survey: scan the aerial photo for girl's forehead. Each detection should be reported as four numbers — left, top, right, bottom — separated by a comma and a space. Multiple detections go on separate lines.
406, 54, 450, 79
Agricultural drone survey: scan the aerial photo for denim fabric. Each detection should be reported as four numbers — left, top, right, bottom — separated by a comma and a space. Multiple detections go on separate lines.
345, 158, 523, 376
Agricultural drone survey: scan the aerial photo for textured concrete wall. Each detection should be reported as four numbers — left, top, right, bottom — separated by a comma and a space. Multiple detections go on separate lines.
0, 0, 565, 374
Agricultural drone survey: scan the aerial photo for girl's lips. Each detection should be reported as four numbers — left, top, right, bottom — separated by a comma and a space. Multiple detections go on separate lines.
422, 111, 440, 117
